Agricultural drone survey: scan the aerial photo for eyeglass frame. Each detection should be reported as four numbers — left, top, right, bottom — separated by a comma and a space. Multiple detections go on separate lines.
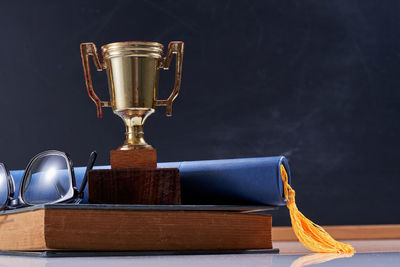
0, 150, 97, 210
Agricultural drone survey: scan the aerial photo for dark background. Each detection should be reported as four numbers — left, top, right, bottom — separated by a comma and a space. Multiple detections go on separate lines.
0, 0, 399, 226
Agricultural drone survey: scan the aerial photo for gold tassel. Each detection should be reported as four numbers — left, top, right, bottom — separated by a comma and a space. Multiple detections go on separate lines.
280, 164, 355, 254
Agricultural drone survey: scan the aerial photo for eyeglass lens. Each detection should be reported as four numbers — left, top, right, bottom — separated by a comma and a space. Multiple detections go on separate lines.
0, 164, 8, 207
22, 155, 72, 204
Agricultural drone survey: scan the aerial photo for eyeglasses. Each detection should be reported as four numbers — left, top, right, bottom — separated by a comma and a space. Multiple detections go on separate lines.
0, 150, 97, 210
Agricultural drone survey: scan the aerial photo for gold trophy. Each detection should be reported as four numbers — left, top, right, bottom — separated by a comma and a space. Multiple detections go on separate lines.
80, 41, 184, 168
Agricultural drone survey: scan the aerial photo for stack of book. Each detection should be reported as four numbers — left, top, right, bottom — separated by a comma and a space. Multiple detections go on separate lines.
2, 156, 288, 253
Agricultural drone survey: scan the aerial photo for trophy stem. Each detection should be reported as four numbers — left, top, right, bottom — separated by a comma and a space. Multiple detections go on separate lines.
111, 116, 157, 168
118, 120, 153, 150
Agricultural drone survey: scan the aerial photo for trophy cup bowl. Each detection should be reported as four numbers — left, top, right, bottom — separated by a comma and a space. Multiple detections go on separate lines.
80, 41, 184, 168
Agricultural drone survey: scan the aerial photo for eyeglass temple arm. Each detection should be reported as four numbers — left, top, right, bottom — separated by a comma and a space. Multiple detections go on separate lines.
78, 151, 97, 196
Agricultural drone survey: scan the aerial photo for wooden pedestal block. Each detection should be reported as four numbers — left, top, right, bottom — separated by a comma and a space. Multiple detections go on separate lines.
88, 168, 181, 205
110, 149, 157, 169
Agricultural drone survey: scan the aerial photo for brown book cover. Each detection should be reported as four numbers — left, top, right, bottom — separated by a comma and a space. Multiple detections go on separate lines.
0, 204, 272, 251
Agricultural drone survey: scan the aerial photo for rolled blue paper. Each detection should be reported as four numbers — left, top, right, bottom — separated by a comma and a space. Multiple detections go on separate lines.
10, 156, 291, 206
163, 156, 291, 206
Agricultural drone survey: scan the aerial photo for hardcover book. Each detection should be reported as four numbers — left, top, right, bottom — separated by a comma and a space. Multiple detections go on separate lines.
0, 204, 273, 251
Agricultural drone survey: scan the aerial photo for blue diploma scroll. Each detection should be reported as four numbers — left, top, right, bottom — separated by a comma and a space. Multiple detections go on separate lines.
160, 156, 291, 206
10, 156, 291, 206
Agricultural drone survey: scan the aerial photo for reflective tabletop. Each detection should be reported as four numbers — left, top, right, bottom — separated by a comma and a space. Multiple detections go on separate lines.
0, 252, 399, 267
1, 239, 399, 267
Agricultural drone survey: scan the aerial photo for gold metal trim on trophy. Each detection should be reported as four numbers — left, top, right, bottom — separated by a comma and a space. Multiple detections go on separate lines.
102, 41, 164, 59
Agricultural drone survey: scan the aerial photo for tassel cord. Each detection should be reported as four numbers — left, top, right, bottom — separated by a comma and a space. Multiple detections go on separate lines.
280, 164, 355, 254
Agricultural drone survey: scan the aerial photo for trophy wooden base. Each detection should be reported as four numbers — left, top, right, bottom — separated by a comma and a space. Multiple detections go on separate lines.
110, 149, 157, 169
87, 168, 181, 205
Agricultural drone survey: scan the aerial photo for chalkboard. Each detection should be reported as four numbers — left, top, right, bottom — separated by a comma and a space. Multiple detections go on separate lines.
0, 0, 399, 226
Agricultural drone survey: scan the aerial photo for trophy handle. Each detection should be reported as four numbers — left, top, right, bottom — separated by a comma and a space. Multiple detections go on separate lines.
156, 41, 184, 116
80, 42, 111, 118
